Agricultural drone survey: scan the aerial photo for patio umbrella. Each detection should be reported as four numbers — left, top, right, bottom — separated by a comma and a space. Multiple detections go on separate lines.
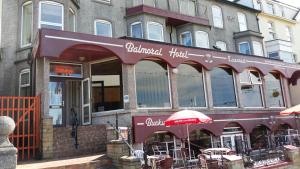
165, 110, 212, 160
280, 104, 300, 116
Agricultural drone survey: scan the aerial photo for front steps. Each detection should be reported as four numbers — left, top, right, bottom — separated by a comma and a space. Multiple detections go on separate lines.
17, 154, 116, 169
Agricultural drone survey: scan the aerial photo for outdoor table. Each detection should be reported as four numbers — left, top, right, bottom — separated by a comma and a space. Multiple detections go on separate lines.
147, 155, 160, 169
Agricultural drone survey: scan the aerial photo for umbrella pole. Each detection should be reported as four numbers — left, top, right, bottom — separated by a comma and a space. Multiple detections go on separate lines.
187, 124, 191, 160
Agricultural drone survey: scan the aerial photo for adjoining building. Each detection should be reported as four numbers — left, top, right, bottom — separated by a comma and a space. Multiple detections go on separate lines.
1, 0, 300, 159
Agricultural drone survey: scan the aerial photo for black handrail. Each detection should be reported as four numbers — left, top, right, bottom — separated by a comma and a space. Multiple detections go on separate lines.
71, 108, 79, 149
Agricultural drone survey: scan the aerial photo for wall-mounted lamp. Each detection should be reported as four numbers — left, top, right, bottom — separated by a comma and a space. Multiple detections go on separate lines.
172, 68, 178, 74
78, 56, 85, 62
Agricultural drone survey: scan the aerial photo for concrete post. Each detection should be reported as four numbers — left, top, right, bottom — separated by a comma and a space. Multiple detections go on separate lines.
0, 116, 17, 169
107, 140, 130, 168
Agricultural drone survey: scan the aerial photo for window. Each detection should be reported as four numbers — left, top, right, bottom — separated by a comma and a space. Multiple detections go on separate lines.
253, 0, 262, 10
239, 42, 251, 55
39, 1, 64, 30
280, 51, 295, 63
179, 0, 196, 16
265, 73, 284, 107
212, 6, 223, 28
277, 6, 284, 17
19, 69, 30, 96
94, 20, 112, 37
216, 41, 227, 51
95, 0, 111, 4
195, 31, 209, 48
91, 60, 123, 112
177, 64, 206, 107
285, 26, 292, 42
237, 12, 247, 31
268, 52, 279, 59
135, 60, 171, 108
266, 3, 274, 15
180, 32, 192, 46
211, 67, 237, 107
239, 70, 263, 107
68, 8, 76, 32
147, 22, 164, 42
131, 22, 143, 38
252, 41, 263, 56
21, 1, 33, 47
267, 22, 276, 40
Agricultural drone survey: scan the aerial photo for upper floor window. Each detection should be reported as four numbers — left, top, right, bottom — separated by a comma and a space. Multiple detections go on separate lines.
21, 1, 33, 47
135, 60, 171, 108
195, 31, 209, 48
19, 69, 30, 96
94, 20, 112, 37
285, 26, 292, 42
265, 72, 284, 107
180, 32, 192, 46
179, 0, 196, 16
68, 8, 76, 32
239, 42, 251, 55
252, 41, 263, 56
277, 6, 285, 17
147, 22, 164, 42
131, 22, 143, 39
177, 64, 206, 107
267, 22, 276, 40
212, 6, 223, 28
39, 1, 64, 30
216, 41, 227, 51
266, 3, 274, 15
239, 70, 263, 107
237, 12, 247, 31
211, 67, 237, 107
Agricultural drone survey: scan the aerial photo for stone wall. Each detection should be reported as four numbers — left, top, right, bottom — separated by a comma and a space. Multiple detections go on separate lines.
53, 125, 107, 158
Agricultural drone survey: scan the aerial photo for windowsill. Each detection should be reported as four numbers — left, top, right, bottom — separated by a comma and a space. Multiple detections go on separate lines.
17, 45, 32, 53
92, 109, 128, 117
92, 0, 112, 6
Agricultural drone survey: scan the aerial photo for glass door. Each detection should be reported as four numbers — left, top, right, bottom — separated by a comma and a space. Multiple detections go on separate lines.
82, 78, 91, 125
49, 81, 64, 126
221, 134, 244, 151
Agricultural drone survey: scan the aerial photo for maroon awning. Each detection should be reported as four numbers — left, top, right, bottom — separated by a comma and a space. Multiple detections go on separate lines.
132, 112, 297, 143
34, 28, 300, 78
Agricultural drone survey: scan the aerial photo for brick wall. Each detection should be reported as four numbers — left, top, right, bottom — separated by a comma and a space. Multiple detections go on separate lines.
53, 125, 107, 158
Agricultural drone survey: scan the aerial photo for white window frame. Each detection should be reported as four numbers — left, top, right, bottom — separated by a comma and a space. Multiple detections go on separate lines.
252, 41, 263, 56
94, 19, 113, 37
195, 31, 209, 48
239, 42, 251, 55
265, 72, 286, 108
21, 1, 33, 47
130, 21, 143, 38
19, 69, 30, 96
180, 31, 192, 46
179, 0, 196, 16
69, 8, 76, 32
267, 22, 276, 40
212, 5, 223, 28
216, 41, 227, 51
147, 21, 164, 42
94, 0, 111, 4
237, 12, 247, 32
285, 26, 292, 42
39, 1, 64, 30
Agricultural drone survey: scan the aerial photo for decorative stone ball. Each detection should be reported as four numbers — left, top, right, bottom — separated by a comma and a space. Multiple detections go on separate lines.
0, 116, 15, 136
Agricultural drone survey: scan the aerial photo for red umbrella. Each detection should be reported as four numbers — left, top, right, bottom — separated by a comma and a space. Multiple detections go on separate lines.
165, 110, 212, 159
280, 104, 300, 116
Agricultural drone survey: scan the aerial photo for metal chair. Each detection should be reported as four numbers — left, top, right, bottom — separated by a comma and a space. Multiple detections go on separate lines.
152, 145, 168, 156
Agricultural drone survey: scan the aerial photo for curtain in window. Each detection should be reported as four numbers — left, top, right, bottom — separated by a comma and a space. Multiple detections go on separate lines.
135, 60, 171, 108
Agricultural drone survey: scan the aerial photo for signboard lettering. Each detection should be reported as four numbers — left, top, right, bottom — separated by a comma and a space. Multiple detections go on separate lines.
125, 42, 162, 56
169, 48, 189, 59
145, 118, 165, 127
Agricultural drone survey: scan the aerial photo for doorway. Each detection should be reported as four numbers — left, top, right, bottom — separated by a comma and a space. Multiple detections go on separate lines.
221, 134, 243, 151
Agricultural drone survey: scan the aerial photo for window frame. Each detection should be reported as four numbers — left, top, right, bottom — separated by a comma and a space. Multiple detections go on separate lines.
94, 19, 113, 37
147, 21, 164, 42
215, 41, 227, 51
239, 42, 251, 55
267, 22, 276, 40
21, 1, 33, 48
177, 65, 208, 109
252, 41, 264, 56
264, 72, 285, 108
130, 21, 143, 38
68, 8, 76, 32
211, 5, 224, 29
39, 1, 64, 30
19, 69, 31, 96
134, 60, 172, 110
237, 12, 247, 32
285, 26, 292, 42
195, 31, 210, 49
266, 3, 275, 15
239, 70, 264, 108
180, 31, 193, 46
211, 66, 238, 109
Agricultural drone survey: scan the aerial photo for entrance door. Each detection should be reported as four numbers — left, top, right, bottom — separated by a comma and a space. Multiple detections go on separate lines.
49, 81, 64, 126
82, 78, 91, 125
221, 134, 243, 151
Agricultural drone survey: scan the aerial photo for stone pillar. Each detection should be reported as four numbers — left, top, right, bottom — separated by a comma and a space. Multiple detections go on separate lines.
120, 156, 141, 169
41, 116, 53, 159
284, 146, 300, 168
107, 140, 130, 168
122, 64, 137, 110
0, 116, 17, 169
224, 158, 245, 169
169, 67, 179, 110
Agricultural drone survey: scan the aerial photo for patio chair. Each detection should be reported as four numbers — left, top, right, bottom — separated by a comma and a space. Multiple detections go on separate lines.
152, 145, 168, 156
181, 148, 198, 168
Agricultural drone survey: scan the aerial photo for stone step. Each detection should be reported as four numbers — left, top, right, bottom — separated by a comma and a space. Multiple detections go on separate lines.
17, 154, 116, 169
